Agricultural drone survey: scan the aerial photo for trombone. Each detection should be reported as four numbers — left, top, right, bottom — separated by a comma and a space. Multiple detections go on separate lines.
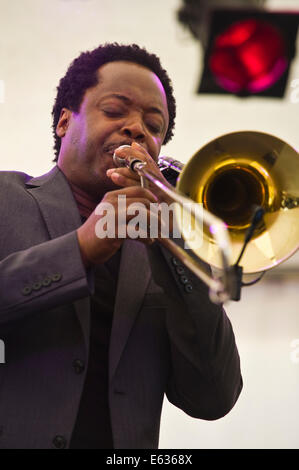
113, 131, 299, 304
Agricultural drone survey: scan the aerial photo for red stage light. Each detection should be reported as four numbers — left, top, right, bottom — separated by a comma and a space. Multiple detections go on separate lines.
209, 18, 288, 94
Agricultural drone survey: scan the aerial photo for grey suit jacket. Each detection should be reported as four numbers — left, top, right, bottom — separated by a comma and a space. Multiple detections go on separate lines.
0, 166, 242, 449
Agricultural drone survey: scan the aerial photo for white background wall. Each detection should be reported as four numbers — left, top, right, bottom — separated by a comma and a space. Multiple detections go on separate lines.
1, 0, 299, 448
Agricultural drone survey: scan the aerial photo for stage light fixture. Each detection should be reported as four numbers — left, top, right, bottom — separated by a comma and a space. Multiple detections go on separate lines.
178, 2, 299, 98
199, 9, 299, 97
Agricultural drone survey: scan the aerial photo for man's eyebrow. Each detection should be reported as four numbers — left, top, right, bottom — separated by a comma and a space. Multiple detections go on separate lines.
104, 93, 165, 118
105, 93, 131, 105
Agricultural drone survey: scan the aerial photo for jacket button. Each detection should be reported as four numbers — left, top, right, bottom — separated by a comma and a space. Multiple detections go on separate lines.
51, 273, 62, 282
185, 283, 193, 293
22, 286, 32, 296
176, 266, 185, 275
42, 277, 52, 287
180, 275, 189, 285
32, 281, 42, 291
73, 359, 85, 374
52, 435, 67, 449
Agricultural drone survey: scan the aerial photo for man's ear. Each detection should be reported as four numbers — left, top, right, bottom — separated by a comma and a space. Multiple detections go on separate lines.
56, 108, 72, 137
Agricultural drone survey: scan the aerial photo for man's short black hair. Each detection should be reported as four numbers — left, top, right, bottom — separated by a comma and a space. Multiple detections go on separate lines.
52, 43, 176, 161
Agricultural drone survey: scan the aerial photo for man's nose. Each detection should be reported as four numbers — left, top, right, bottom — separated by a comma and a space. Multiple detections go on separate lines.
121, 117, 146, 142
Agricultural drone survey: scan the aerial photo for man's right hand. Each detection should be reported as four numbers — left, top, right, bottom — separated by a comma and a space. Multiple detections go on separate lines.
76, 186, 158, 267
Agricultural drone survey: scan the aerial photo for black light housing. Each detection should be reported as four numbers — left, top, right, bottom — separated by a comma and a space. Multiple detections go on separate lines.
179, 5, 299, 98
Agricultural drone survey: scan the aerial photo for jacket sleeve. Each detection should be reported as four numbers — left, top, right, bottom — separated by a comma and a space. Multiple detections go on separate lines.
0, 231, 93, 324
147, 241, 242, 421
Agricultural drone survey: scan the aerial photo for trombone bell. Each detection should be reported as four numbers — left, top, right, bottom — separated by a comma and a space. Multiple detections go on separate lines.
176, 131, 299, 274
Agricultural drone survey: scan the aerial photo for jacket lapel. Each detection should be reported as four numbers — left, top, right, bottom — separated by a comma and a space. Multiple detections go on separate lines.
26, 166, 152, 372
25, 166, 90, 347
25, 166, 81, 237
109, 239, 151, 381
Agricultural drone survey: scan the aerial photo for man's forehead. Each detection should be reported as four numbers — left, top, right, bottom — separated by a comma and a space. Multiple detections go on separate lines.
93, 61, 168, 105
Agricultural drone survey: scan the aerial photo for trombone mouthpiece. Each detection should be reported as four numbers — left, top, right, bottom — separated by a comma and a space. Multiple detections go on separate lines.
113, 144, 145, 172
112, 144, 131, 168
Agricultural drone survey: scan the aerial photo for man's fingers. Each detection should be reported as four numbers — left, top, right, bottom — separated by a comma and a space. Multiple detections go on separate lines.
113, 141, 152, 164
111, 142, 161, 183
103, 185, 158, 204
106, 168, 140, 188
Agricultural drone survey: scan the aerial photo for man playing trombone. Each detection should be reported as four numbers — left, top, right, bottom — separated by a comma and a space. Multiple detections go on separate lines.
0, 43, 242, 449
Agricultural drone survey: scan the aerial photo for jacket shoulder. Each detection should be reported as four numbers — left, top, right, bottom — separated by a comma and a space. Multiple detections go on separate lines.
0, 171, 33, 189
